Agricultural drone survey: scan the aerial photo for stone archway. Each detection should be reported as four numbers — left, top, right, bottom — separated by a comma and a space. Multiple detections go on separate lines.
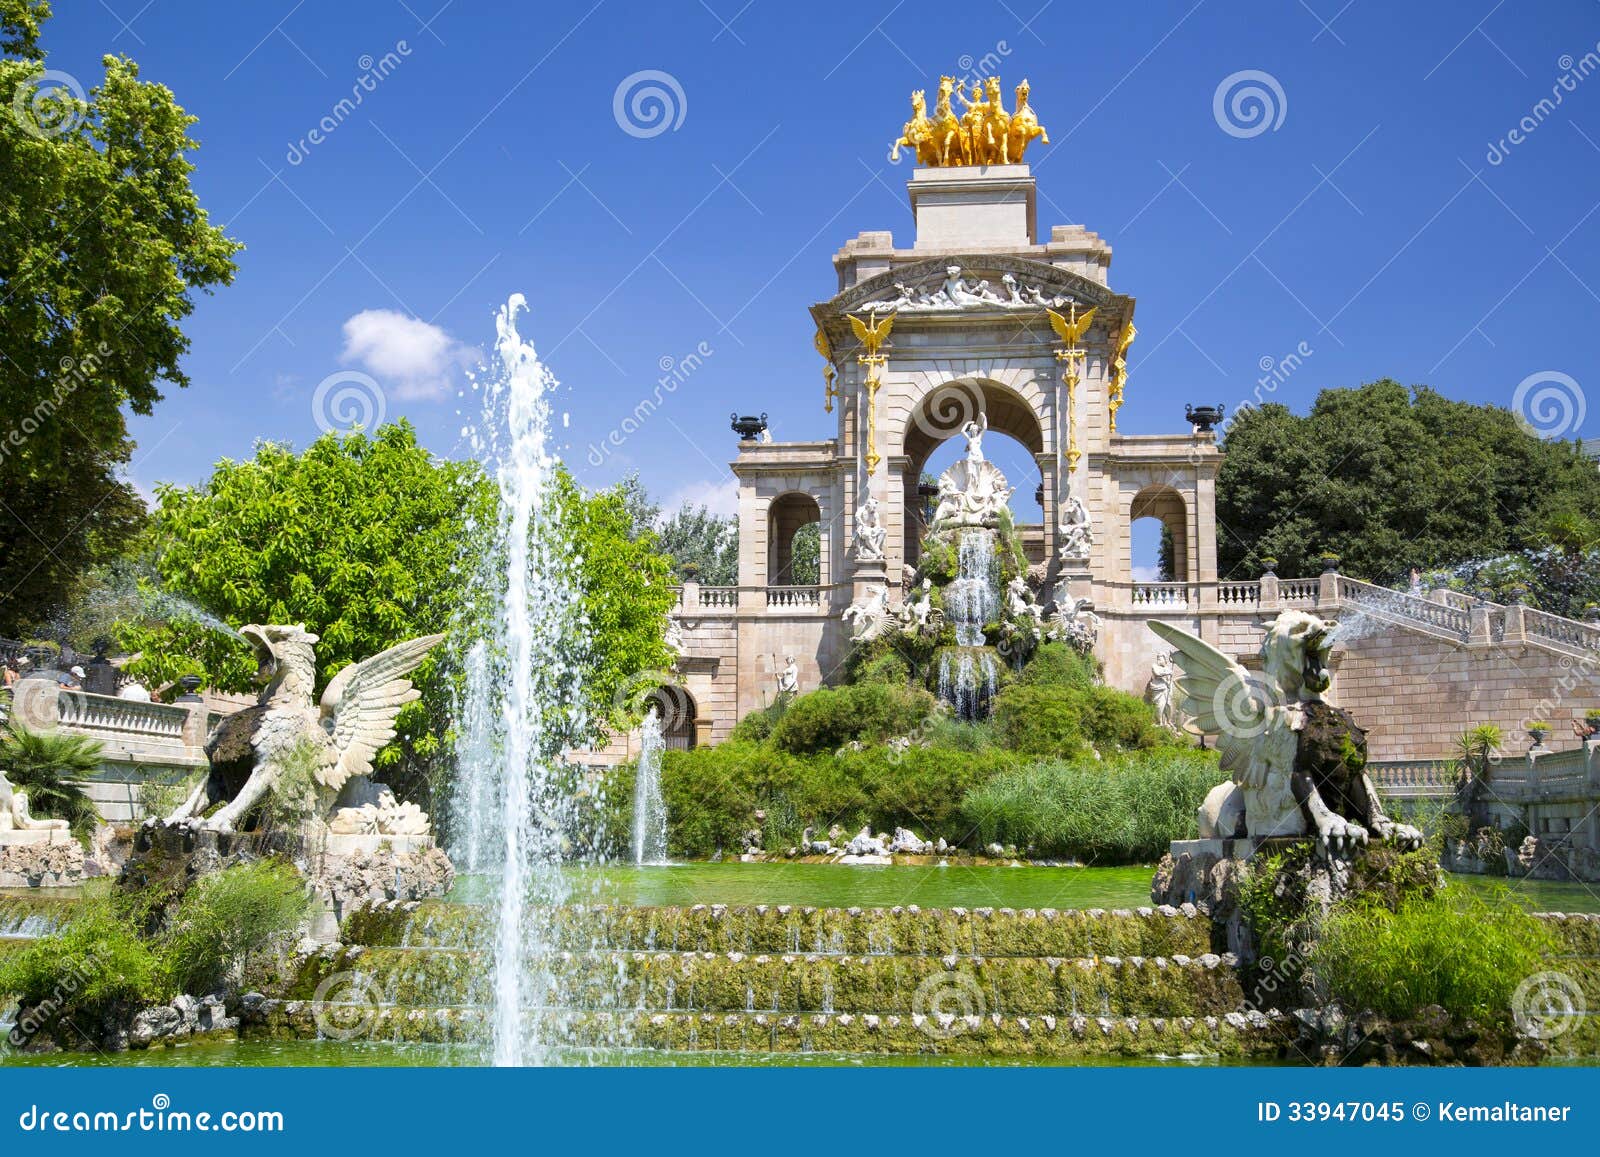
1130, 485, 1189, 582
767, 492, 821, 585
899, 378, 1047, 566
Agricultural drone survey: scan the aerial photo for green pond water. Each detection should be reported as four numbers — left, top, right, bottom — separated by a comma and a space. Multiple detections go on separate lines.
452, 862, 1160, 910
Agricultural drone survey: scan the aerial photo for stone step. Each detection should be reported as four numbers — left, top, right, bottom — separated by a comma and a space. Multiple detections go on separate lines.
342, 901, 1216, 959
283, 944, 1246, 1018
247, 1001, 1293, 1058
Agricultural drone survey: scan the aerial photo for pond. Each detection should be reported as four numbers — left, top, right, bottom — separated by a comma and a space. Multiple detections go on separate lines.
454, 861, 1160, 910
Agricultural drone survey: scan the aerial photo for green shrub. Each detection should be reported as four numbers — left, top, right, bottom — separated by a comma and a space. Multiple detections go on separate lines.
854, 650, 911, 686
840, 745, 1019, 837
989, 685, 1087, 757
0, 899, 168, 1044
960, 750, 1225, 862
164, 859, 311, 995
769, 683, 938, 755
728, 700, 786, 744
1312, 888, 1554, 1020
0, 724, 102, 839
1014, 642, 1099, 689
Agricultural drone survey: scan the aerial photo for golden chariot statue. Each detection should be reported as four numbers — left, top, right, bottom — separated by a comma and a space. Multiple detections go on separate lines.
892, 76, 1048, 167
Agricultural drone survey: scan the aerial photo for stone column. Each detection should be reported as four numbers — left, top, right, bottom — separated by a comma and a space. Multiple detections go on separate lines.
1501, 602, 1526, 645
1469, 601, 1493, 645
1259, 570, 1281, 612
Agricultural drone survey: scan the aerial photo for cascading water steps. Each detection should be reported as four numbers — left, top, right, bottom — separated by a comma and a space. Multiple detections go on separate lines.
241, 902, 1600, 1060
937, 529, 1000, 721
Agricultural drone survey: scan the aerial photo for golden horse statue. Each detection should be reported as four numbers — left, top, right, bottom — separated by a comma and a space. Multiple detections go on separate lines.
930, 76, 964, 166
896, 75, 1045, 167
982, 76, 1012, 163
891, 89, 937, 165
1006, 78, 1048, 163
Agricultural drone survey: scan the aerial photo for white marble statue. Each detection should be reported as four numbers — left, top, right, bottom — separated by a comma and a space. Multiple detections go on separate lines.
1059, 491, 1093, 560
929, 413, 1015, 529
1045, 595, 1100, 653
1005, 575, 1044, 623
777, 656, 799, 696
1149, 611, 1424, 857
0, 770, 70, 834
327, 782, 432, 837
1143, 650, 1181, 734
842, 583, 895, 642
898, 577, 941, 634
852, 266, 1088, 314
160, 624, 442, 835
853, 494, 887, 562
664, 616, 686, 662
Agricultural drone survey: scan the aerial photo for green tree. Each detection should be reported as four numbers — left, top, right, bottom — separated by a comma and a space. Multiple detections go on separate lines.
0, 1, 240, 634
0, 724, 101, 838
117, 423, 676, 814
656, 501, 739, 584
1216, 381, 1600, 582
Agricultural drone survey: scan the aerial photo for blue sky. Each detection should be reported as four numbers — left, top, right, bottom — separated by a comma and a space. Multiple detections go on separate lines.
41, 0, 1600, 545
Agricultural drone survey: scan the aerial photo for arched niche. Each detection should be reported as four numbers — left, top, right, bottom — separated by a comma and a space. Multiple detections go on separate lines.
767, 492, 821, 585
1129, 485, 1189, 582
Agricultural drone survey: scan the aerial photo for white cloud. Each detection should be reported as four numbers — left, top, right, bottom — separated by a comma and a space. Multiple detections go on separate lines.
662, 476, 738, 518
1131, 564, 1162, 583
339, 309, 475, 401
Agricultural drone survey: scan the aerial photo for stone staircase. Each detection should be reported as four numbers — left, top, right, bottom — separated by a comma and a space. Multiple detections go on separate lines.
254, 901, 1296, 1059
240, 901, 1600, 1062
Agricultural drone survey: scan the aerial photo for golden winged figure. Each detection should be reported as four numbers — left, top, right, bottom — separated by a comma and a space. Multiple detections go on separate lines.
849, 309, 894, 356
1047, 304, 1096, 348
814, 326, 839, 412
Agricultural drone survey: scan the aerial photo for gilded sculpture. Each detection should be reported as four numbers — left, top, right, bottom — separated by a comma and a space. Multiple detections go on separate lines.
899, 76, 1047, 167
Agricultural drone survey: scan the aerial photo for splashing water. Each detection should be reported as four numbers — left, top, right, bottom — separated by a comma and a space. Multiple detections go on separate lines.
631, 707, 669, 866
937, 529, 999, 720
454, 294, 591, 1067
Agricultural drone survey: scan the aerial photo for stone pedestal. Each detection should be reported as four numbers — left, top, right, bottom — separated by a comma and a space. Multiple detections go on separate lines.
908, 165, 1037, 249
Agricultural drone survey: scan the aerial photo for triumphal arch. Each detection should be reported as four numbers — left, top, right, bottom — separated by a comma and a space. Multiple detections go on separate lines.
664, 78, 1222, 741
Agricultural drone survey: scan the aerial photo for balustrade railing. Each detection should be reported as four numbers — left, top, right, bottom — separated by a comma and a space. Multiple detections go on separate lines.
1336, 575, 1471, 637
1216, 581, 1260, 607
1130, 582, 1191, 609
1522, 607, 1600, 653
766, 585, 822, 609
56, 691, 190, 740
1278, 578, 1319, 603
695, 586, 739, 609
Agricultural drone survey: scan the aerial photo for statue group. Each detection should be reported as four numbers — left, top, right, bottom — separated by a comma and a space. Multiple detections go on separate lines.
892, 76, 1049, 167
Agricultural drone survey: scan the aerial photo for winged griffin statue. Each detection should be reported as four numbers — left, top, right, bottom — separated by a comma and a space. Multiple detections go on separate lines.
1148, 611, 1422, 857
162, 624, 443, 835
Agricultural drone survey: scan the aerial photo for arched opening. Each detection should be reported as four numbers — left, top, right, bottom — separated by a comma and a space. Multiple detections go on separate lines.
645, 684, 698, 751
1130, 486, 1189, 583
901, 379, 1046, 566
767, 493, 821, 585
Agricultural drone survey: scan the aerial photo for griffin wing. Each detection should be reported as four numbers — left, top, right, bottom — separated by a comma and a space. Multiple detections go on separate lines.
872, 312, 894, 343
315, 633, 444, 790
813, 326, 833, 362
848, 314, 870, 345
1146, 620, 1288, 785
